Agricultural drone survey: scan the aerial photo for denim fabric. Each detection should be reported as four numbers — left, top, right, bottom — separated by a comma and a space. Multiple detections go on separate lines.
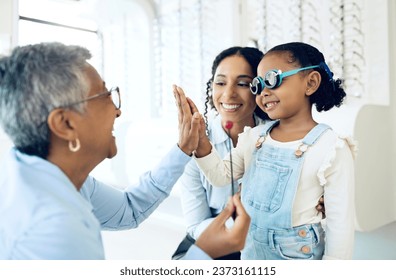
241, 120, 329, 260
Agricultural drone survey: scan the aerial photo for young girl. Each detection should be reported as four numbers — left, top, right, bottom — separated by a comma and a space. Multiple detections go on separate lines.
177, 42, 356, 260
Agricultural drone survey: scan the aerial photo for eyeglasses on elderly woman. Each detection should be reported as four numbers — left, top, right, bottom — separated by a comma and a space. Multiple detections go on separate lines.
65, 87, 121, 109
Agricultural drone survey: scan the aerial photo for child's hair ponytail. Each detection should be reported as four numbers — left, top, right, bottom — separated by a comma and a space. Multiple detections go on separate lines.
311, 61, 346, 112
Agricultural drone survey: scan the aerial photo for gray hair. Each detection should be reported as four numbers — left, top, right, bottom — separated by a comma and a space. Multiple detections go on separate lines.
0, 42, 92, 158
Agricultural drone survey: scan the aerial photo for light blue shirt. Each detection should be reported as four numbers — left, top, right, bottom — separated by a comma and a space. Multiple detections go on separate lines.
0, 145, 210, 260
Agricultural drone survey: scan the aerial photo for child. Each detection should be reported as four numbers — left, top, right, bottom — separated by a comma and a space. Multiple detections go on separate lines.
177, 42, 356, 260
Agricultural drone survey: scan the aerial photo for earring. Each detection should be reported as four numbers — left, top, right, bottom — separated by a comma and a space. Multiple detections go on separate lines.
69, 138, 81, 152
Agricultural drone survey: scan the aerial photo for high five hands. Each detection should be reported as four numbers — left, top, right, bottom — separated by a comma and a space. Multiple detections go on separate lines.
173, 85, 212, 158
173, 84, 204, 156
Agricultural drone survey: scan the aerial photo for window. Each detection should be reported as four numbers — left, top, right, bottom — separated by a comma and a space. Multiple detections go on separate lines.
18, 0, 102, 71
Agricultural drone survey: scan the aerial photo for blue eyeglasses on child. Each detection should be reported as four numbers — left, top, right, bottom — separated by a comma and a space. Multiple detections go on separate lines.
250, 65, 320, 95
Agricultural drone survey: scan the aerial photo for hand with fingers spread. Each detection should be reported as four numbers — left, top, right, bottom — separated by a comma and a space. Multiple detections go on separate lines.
195, 192, 250, 259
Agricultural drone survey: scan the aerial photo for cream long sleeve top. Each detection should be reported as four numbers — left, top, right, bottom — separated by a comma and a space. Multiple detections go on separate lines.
195, 124, 357, 260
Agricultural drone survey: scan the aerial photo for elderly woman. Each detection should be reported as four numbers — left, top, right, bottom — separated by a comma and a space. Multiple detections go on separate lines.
0, 42, 249, 260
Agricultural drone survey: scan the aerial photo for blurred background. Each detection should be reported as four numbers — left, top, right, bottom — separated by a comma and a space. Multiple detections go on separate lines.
0, 0, 395, 259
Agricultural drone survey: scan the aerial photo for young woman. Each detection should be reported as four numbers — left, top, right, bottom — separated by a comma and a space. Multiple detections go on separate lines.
174, 47, 269, 260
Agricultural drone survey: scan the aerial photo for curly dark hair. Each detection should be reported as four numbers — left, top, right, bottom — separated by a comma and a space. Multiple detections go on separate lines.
266, 42, 346, 112
203, 46, 269, 132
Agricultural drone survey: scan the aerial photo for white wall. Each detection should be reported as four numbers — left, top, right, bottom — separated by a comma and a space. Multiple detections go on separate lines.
325, 0, 393, 232
0, 0, 17, 52
0, 0, 16, 158
390, 0, 396, 225
351, 0, 396, 231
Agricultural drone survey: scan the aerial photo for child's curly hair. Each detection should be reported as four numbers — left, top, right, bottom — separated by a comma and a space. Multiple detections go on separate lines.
267, 42, 346, 112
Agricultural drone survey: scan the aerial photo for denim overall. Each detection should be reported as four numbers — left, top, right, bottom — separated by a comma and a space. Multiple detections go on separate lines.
241, 120, 329, 260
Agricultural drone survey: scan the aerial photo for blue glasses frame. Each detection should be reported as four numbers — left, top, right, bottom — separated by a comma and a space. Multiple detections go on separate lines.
250, 65, 320, 95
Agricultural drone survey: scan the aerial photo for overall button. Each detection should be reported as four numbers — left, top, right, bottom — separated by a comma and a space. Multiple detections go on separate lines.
298, 229, 307, 237
256, 136, 265, 149
301, 245, 311, 254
